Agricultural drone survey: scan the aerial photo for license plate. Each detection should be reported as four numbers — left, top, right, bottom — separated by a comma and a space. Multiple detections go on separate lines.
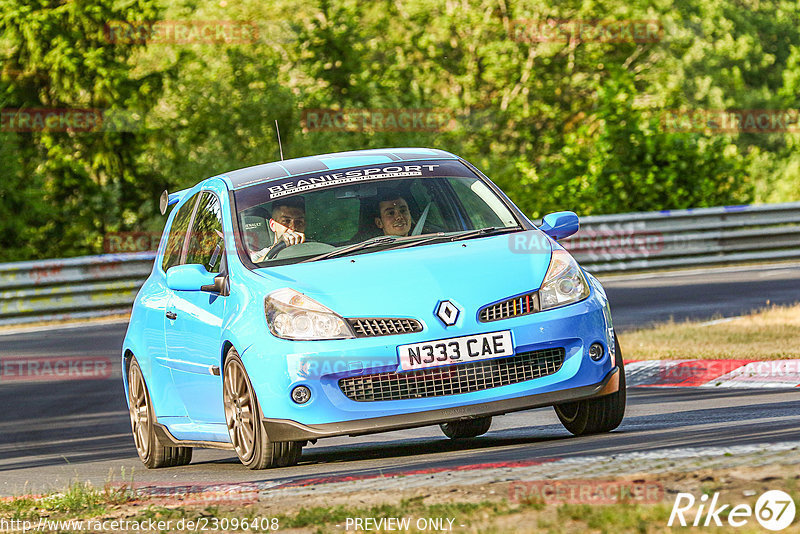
398, 330, 514, 371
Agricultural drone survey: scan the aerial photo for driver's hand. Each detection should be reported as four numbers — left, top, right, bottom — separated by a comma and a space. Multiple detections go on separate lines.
250, 231, 305, 263
280, 230, 305, 247
251, 248, 270, 262
249, 231, 305, 263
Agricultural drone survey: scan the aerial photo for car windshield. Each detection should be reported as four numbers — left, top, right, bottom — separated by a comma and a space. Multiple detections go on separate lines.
233, 161, 521, 267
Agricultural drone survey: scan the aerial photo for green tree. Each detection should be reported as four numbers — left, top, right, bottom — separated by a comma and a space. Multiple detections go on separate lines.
0, 0, 164, 260
3, 0, 799, 261
530, 68, 752, 216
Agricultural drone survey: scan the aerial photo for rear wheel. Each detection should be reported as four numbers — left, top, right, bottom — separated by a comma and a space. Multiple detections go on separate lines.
127, 357, 193, 468
440, 416, 492, 439
554, 336, 626, 436
223, 348, 302, 469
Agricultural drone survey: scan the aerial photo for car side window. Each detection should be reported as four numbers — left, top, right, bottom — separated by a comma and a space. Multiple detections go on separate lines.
186, 192, 225, 274
161, 193, 200, 272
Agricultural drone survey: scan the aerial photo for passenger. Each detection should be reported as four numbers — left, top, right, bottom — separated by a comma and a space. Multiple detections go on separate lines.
374, 191, 412, 237
250, 197, 306, 262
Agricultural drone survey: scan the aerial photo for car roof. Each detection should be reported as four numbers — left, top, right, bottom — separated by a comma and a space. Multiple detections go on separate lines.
218, 147, 459, 190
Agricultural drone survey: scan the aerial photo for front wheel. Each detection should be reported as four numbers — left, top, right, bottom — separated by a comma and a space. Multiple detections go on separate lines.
554, 336, 626, 436
223, 348, 302, 469
127, 357, 192, 468
440, 416, 492, 439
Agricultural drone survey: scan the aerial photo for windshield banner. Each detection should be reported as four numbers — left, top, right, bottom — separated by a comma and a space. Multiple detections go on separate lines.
264, 160, 474, 199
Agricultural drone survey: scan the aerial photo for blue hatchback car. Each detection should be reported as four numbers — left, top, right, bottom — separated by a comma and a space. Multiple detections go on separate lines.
122, 148, 625, 469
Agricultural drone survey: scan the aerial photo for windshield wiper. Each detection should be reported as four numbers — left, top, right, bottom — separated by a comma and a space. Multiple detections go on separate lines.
389, 231, 462, 250
389, 226, 523, 251
300, 235, 400, 263
301, 227, 523, 263
449, 226, 522, 241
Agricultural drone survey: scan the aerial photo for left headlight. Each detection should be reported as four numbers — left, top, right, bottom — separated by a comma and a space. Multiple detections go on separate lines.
265, 288, 354, 340
539, 249, 591, 310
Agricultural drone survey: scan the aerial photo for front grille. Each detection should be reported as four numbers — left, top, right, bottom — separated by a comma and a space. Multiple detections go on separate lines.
339, 347, 565, 402
479, 292, 540, 322
348, 318, 423, 338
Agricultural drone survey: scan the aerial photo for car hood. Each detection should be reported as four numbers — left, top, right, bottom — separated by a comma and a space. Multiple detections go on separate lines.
252, 230, 553, 319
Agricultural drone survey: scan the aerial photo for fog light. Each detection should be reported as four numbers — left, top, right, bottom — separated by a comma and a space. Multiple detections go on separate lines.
589, 343, 605, 361
291, 385, 311, 404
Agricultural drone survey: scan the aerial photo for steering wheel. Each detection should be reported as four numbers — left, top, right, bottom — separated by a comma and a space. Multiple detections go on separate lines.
266, 241, 288, 259
265, 239, 327, 260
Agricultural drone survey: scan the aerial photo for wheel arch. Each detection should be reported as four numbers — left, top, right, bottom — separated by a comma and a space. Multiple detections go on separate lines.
122, 349, 133, 409
219, 326, 255, 371
121, 341, 143, 408
221, 340, 235, 368
123, 348, 134, 374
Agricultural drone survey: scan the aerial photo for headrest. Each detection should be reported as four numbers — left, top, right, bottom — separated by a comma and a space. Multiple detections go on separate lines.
241, 214, 272, 251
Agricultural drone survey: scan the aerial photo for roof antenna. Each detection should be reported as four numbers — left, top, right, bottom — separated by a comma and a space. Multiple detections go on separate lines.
275, 119, 284, 161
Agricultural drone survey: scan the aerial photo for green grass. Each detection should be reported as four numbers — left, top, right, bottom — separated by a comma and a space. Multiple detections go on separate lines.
110, 494, 686, 533
115, 497, 508, 531
557, 502, 672, 534
5, 474, 799, 533
620, 303, 800, 360
0, 482, 132, 521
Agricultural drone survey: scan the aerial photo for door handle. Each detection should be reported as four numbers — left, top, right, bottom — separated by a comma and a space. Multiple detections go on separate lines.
165, 311, 177, 320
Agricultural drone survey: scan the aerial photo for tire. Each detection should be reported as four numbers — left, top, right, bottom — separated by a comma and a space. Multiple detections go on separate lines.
223, 348, 302, 469
554, 335, 626, 436
440, 416, 492, 439
127, 357, 193, 468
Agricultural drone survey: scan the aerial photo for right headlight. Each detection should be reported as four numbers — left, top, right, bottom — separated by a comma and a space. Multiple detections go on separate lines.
265, 288, 354, 340
539, 249, 591, 310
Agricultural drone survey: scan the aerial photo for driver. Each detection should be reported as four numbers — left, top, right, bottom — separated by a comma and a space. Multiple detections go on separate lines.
374, 191, 412, 237
250, 196, 306, 262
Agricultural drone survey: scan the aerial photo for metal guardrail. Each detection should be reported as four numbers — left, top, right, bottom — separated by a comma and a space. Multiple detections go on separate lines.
0, 253, 155, 326
1, 202, 799, 326
564, 201, 800, 272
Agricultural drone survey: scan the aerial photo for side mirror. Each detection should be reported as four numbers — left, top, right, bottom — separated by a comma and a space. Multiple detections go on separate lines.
540, 211, 580, 240
166, 264, 217, 291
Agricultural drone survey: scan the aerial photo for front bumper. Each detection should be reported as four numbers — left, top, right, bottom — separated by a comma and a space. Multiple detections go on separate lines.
241, 283, 615, 429
262, 365, 620, 441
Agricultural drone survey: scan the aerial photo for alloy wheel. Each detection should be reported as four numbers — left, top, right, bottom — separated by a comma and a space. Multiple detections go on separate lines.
224, 358, 257, 462
128, 364, 151, 458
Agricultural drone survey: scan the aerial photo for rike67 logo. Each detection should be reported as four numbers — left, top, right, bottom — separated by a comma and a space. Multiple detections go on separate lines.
669, 490, 796, 531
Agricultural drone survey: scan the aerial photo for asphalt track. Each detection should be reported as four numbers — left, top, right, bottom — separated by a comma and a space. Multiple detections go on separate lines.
1, 263, 799, 496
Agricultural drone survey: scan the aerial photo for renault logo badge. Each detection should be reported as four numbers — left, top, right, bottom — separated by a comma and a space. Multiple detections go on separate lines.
436, 300, 460, 326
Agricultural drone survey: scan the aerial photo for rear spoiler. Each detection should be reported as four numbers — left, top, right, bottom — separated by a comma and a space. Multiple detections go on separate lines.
158, 188, 192, 215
